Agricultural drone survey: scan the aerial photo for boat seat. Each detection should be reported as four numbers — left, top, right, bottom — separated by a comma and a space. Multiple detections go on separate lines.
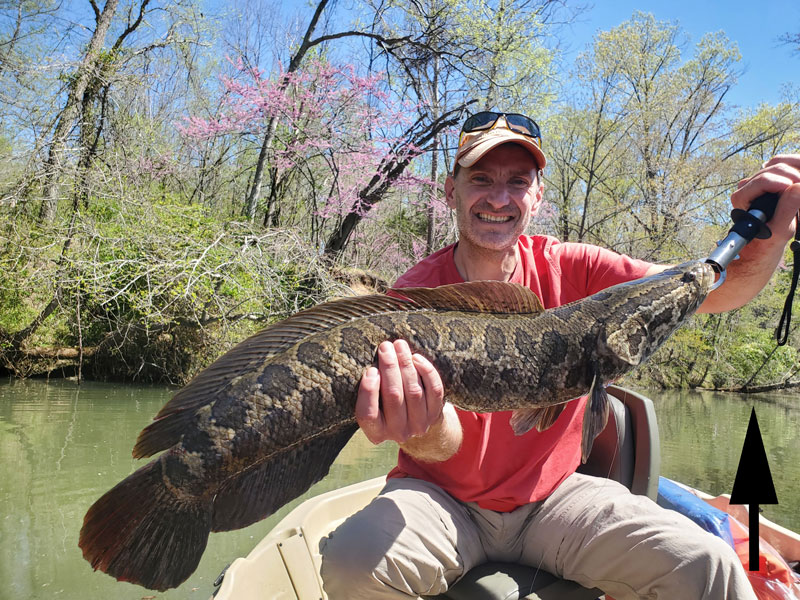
427, 386, 660, 600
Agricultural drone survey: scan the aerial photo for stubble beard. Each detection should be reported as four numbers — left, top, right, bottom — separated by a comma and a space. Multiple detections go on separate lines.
457, 208, 531, 258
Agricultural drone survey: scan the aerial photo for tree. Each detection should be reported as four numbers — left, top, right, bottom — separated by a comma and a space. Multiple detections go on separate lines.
235, 0, 450, 223
544, 13, 743, 261
0, 2, 61, 201
37, 0, 121, 223
31, 0, 203, 222
183, 56, 471, 254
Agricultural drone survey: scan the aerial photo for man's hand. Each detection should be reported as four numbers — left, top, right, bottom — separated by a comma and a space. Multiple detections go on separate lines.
732, 154, 800, 245
701, 154, 800, 314
355, 339, 462, 462
356, 339, 445, 444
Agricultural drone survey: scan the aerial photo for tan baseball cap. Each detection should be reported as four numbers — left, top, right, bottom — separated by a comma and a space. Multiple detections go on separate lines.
455, 122, 546, 172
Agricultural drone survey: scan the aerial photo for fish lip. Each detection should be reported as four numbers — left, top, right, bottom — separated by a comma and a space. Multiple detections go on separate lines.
695, 261, 717, 292
685, 261, 716, 309
675, 260, 717, 290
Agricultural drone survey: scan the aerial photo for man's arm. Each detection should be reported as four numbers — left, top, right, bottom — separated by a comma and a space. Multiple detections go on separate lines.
355, 340, 463, 462
645, 155, 800, 314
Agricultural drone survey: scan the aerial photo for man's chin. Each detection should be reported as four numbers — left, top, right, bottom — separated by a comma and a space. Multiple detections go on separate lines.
465, 232, 520, 253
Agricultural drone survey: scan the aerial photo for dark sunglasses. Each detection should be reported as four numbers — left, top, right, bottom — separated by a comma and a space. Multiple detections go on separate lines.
459, 111, 542, 147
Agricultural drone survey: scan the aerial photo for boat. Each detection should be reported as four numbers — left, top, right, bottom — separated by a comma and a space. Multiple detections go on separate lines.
211, 386, 800, 600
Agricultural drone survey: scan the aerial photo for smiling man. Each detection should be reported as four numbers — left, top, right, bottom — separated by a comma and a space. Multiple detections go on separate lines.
320, 112, 800, 599
448, 141, 541, 279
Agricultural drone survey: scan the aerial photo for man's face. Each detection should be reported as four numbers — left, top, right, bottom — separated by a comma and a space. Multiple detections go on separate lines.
445, 143, 543, 253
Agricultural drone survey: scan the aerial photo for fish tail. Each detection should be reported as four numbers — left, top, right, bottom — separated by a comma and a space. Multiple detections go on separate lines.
79, 459, 212, 591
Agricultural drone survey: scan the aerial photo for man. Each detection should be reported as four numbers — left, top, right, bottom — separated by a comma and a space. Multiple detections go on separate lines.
320, 111, 800, 599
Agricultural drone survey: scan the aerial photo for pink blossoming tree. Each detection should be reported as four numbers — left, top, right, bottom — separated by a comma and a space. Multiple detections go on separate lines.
181, 56, 469, 256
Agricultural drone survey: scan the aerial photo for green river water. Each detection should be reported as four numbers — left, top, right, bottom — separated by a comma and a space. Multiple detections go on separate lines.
1, 378, 798, 599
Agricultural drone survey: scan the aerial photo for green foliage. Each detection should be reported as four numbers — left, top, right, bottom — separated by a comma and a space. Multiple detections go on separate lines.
0, 193, 345, 382
730, 100, 800, 164
451, 0, 556, 109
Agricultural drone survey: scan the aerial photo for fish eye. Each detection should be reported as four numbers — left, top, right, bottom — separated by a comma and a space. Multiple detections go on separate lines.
683, 272, 696, 282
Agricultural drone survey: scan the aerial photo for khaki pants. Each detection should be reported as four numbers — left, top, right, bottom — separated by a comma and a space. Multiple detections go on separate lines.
320, 473, 757, 599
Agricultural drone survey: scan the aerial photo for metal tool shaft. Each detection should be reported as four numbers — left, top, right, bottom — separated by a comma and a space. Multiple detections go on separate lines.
706, 193, 780, 273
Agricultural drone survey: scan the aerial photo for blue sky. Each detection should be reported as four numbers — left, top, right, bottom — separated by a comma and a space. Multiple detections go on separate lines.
561, 0, 800, 109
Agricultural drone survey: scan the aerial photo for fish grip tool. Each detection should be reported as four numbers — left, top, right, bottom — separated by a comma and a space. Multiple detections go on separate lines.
706, 192, 800, 345
706, 192, 779, 275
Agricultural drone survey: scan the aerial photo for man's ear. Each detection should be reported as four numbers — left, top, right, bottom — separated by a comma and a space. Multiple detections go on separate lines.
444, 174, 456, 209
530, 176, 544, 216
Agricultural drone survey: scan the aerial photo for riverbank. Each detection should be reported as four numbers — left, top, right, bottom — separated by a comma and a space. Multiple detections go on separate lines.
2, 210, 799, 391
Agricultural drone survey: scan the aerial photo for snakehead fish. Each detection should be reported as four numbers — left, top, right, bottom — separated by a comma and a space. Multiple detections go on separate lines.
79, 260, 715, 590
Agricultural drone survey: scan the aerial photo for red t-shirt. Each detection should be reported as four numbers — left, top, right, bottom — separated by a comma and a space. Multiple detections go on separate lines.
387, 235, 651, 511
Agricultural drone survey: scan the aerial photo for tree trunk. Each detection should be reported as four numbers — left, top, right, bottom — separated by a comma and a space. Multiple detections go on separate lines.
243, 116, 279, 220
242, 0, 330, 221
426, 133, 439, 254
38, 0, 119, 223
425, 55, 441, 255
324, 103, 474, 256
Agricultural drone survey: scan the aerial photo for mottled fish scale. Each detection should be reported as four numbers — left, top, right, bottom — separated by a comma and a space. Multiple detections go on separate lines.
79, 262, 716, 592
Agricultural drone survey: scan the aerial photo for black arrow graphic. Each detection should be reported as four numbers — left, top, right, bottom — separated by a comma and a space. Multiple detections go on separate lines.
729, 407, 778, 571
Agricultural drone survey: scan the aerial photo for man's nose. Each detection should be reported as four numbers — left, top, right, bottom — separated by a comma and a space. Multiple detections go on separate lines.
486, 184, 512, 208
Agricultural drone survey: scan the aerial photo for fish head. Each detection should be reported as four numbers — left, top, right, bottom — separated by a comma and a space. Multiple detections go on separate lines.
602, 260, 716, 367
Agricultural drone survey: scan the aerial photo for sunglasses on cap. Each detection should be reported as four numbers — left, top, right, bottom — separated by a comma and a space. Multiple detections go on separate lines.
458, 111, 542, 148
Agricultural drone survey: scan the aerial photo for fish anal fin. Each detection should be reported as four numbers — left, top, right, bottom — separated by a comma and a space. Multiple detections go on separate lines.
79, 459, 212, 591
393, 281, 544, 314
134, 415, 191, 460
581, 374, 610, 463
211, 423, 358, 531
510, 404, 566, 435
133, 293, 412, 458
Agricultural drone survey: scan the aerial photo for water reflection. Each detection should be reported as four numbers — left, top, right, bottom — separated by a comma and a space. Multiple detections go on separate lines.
654, 388, 800, 531
0, 379, 397, 599
0, 379, 797, 599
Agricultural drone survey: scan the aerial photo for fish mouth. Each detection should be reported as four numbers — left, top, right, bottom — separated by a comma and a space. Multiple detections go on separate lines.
676, 261, 717, 311
687, 261, 717, 294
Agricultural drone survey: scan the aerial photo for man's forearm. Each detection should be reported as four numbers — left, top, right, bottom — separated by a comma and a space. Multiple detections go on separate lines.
399, 402, 463, 463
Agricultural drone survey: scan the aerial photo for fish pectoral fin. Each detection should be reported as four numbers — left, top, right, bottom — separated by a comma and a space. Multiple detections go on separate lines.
581, 373, 610, 464
510, 404, 565, 435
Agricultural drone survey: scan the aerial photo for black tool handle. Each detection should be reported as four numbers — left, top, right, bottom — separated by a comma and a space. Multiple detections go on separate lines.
707, 192, 781, 272
729, 192, 780, 241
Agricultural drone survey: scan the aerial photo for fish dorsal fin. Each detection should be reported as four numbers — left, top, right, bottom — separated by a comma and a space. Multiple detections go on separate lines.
133, 293, 414, 458
392, 281, 544, 314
